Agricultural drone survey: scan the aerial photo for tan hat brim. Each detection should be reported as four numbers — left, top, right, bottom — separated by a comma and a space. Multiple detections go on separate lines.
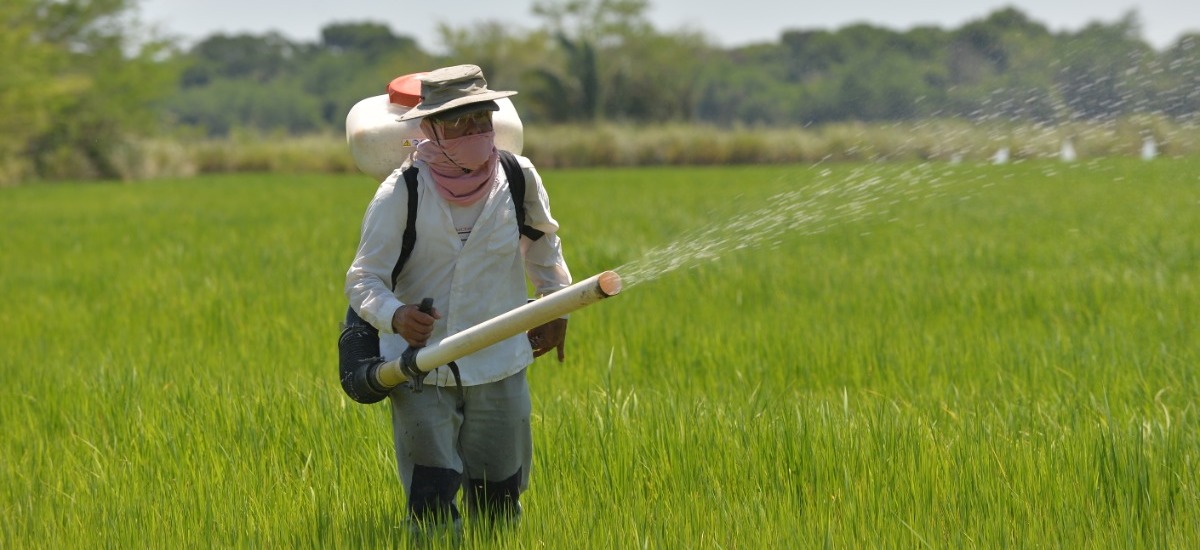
395, 90, 517, 122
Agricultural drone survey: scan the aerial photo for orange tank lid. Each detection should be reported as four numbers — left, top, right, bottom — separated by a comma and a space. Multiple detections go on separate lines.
387, 73, 428, 107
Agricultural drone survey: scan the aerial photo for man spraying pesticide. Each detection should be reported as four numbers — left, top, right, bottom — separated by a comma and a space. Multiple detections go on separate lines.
338, 64, 621, 538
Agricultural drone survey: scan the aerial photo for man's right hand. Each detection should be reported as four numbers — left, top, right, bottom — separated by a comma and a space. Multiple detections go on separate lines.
391, 304, 441, 347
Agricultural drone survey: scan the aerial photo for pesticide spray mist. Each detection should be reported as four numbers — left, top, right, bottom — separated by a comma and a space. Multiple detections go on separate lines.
615, 162, 968, 289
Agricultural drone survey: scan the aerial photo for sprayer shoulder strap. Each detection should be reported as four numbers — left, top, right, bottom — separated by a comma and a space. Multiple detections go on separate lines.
390, 151, 542, 289
498, 150, 545, 241
390, 166, 422, 290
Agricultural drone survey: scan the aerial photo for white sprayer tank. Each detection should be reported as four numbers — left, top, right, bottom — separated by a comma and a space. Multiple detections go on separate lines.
346, 72, 525, 181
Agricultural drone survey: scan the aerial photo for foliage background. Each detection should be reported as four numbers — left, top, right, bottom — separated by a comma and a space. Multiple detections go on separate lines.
2, 0, 1198, 184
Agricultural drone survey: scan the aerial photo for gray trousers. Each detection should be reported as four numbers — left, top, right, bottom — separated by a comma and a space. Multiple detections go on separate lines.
388, 368, 533, 523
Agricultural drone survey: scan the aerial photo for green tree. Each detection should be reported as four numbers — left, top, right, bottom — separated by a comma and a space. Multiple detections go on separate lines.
834, 52, 939, 121
181, 32, 300, 87
163, 78, 324, 135
760, 24, 950, 123
1, 0, 179, 183
310, 22, 437, 130
1054, 13, 1154, 119
437, 21, 552, 99
0, 1, 69, 182
695, 60, 801, 125
321, 21, 415, 61
169, 22, 435, 135
780, 29, 846, 83
949, 8, 1051, 80
601, 29, 711, 122
1156, 34, 1200, 117
527, 0, 653, 122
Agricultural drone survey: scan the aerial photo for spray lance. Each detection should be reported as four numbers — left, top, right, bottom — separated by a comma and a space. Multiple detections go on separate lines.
339, 271, 622, 402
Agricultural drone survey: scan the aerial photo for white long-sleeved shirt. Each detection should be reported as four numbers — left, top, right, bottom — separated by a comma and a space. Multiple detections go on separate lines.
345, 154, 572, 386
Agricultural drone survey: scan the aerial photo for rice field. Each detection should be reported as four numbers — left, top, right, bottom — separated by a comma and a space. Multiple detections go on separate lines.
1, 158, 1198, 547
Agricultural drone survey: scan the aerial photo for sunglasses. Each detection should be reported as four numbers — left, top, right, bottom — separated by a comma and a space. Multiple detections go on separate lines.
433, 110, 494, 132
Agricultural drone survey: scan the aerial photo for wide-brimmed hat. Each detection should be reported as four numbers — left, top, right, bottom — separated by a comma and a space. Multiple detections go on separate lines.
395, 64, 517, 122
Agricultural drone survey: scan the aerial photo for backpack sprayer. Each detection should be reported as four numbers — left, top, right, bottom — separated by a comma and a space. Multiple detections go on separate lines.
339, 73, 622, 403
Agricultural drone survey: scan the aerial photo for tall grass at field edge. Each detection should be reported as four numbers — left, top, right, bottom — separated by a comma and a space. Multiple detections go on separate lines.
5, 117, 1197, 185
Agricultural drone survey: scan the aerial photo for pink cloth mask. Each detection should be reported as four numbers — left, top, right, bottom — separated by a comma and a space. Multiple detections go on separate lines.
415, 129, 498, 206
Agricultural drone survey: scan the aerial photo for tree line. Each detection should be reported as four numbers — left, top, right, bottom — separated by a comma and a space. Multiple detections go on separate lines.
2, 0, 1197, 183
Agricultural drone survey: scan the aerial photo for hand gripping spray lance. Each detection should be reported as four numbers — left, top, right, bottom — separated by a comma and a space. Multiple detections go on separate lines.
340, 272, 622, 402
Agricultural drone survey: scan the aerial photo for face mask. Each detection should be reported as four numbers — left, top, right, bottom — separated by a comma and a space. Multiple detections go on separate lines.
432, 131, 496, 173
415, 128, 499, 206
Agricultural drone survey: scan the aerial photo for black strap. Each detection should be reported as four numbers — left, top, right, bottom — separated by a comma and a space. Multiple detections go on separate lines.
499, 150, 545, 241
391, 166, 421, 290
447, 361, 464, 390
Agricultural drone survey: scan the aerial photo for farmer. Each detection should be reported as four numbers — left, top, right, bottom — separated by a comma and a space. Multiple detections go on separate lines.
344, 64, 572, 534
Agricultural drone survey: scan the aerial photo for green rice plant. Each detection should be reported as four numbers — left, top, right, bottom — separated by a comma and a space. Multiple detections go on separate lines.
1, 159, 1197, 547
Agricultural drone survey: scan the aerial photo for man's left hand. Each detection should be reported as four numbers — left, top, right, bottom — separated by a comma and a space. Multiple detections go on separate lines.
528, 318, 568, 362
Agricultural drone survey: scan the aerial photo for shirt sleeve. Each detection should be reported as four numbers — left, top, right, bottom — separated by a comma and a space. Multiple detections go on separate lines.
518, 160, 573, 296
345, 173, 407, 333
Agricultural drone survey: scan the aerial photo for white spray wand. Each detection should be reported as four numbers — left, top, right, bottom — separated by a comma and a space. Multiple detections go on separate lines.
375, 270, 623, 388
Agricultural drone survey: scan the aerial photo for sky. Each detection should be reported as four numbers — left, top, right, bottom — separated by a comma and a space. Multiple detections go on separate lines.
135, 0, 1199, 52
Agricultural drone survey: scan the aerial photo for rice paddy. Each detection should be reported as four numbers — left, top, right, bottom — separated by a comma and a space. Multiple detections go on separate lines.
1, 158, 1198, 547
